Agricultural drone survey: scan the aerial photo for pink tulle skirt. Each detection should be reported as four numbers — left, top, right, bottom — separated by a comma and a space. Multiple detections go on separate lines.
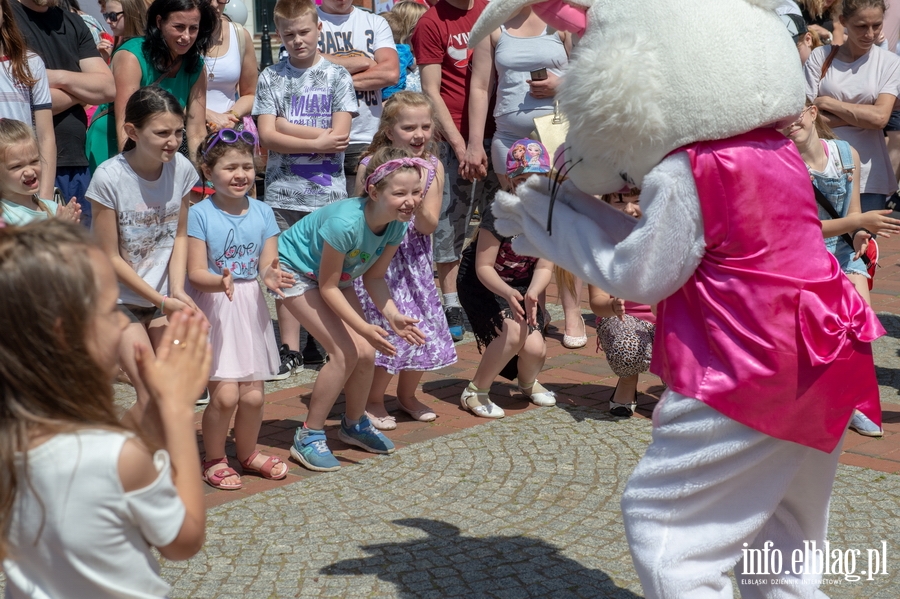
191, 279, 278, 381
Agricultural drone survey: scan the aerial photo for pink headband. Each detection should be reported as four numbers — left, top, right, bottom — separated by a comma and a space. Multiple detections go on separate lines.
365, 157, 434, 193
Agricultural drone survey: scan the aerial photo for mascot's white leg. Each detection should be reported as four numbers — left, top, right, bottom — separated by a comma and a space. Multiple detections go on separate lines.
621, 391, 841, 599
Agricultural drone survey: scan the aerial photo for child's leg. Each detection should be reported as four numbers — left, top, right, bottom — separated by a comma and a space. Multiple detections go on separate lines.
200, 380, 242, 488
461, 318, 528, 418
340, 287, 377, 423
560, 276, 586, 342
472, 318, 529, 389
119, 321, 159, 433
366, 366, 395, 418
515, 329, 547, 386
396, 370, 429, 412
516, 330, 556, 407
599, 315, 654, 415
281, 289, 361, 430
846, 273, 871, 306
233, 381, 288, 478
622, 391, 842, 599
276, 299, 301, 352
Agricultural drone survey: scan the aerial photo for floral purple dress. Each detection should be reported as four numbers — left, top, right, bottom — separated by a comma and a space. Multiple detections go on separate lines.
354, 154, 457, 374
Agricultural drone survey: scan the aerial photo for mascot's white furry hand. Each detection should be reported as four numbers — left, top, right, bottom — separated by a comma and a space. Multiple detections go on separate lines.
492, 154, 707, 306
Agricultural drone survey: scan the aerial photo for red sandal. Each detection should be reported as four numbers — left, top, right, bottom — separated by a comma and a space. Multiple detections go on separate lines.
240, 450, 288, 480
202, 457, 243, 490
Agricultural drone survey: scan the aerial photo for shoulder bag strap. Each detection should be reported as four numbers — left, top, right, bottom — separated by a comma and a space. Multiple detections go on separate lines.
233, 21, 246, 59
811, 182, 870, 265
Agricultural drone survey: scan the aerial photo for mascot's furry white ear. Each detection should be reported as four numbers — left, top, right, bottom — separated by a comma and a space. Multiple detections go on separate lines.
471, 0, 805, 195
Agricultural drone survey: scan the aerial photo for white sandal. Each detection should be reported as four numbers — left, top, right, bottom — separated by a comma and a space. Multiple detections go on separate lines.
460, 384, 505, 418
518, 380, 557, 406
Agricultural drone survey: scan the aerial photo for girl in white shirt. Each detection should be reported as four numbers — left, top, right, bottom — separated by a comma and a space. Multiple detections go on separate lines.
0, 220, 210, 599
88, 86, 202, 433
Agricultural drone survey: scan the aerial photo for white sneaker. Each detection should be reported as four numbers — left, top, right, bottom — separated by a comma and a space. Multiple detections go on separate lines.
849, 411, 883, 437
519, 381, 557, 406
460, 384, 505, 418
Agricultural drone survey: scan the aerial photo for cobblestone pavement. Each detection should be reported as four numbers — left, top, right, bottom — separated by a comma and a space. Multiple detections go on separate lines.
160, 405, 900, 599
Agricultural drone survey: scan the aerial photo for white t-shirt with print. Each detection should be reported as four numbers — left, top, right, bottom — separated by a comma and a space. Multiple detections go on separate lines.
253, 55, 358, 212
0, 53, 52, 123
317, 7, 396, 145
87, 153, 197, 307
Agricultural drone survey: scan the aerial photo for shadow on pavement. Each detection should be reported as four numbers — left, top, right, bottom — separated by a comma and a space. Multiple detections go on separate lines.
321, 518, 644, 598
877, 313, 900, 338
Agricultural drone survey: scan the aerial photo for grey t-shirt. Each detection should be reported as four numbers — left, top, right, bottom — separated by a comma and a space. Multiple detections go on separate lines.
253, 55, 358, 212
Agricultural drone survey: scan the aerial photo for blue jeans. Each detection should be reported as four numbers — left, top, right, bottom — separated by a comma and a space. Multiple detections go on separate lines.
55, 166, 92, 228
859, 192, 887, 213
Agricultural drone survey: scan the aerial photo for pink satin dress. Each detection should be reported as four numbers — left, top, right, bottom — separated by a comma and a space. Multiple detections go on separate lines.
651, 128, 884, 452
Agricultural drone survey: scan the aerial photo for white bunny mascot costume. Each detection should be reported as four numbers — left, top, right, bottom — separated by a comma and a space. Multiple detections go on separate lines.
471, 0, 884, 597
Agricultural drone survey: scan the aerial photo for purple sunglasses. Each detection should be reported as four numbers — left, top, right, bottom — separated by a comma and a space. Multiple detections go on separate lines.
203, 128, 257, 157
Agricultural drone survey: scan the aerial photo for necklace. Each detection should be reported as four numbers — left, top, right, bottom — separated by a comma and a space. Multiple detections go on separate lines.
207, 22, 227, 82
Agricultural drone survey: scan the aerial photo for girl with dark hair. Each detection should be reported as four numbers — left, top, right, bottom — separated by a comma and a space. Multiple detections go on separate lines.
0, 220, 209, 598
85, 0, 217, 169
87, 86, 202, 434
0, 0, 56, 199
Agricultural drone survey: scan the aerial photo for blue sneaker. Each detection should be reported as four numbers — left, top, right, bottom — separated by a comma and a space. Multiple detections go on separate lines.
290, 426, 341, 471
445, 306, 464, 342
339, 414, 395, 454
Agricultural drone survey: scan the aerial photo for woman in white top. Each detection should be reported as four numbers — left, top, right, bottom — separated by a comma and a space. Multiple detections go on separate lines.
204, 0, 258, 131
805, 0, 900, 211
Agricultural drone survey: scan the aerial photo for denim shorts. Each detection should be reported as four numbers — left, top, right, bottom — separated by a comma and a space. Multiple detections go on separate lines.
884, 109, 900, 133
272, 263, 319, 299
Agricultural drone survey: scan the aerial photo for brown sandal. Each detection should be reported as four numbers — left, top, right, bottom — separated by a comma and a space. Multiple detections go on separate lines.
202, 457, 243, 490
240, 451, 288, 480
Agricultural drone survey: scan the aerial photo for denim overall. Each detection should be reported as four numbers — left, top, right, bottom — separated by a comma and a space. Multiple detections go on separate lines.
811, 139, 869, 278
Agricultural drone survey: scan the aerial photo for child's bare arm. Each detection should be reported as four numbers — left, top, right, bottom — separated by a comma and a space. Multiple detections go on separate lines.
259, 236, 295, 297
413, 160, 444, 235
331, 111, 352, 137
92, 201, 170, 310
168, 195, 201, 313
273, 119, 323, 139
187, 237, 233, 300
318, 242, 397, 355
474, 231, 524, 322
587, 284, 626, 320
363, 245, 425, 346
257, 114, 349, 154
524, 259, 553, 327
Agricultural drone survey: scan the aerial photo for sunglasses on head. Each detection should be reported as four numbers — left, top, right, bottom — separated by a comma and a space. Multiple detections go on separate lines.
203, 128, 258, 157
103, 10, 123, 21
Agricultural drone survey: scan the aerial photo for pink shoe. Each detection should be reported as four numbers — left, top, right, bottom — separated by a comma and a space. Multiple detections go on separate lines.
397, 402, 437, 422
365, 411, 397, 431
